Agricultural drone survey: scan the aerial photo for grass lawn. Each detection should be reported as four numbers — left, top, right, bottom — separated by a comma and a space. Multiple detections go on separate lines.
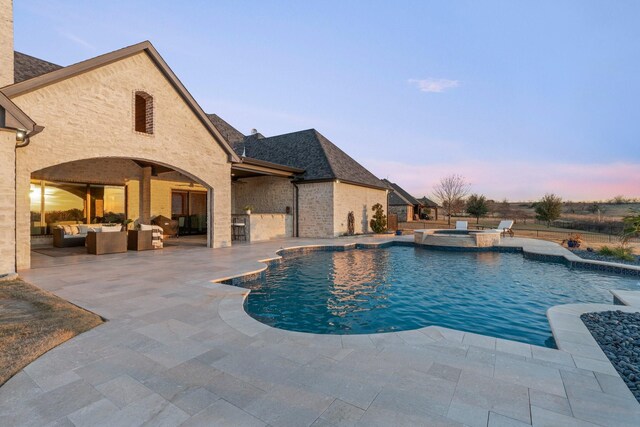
0, 279, 103, 386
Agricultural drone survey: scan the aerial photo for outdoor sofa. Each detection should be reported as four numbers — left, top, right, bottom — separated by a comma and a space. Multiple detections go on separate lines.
52, 224, 122, 247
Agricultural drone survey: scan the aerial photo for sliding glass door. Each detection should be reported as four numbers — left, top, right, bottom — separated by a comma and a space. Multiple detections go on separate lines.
171, 190, 207, 235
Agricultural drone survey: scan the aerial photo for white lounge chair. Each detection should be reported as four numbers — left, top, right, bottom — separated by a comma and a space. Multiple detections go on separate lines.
496, 220, 514, 237
455, 221, 468, 230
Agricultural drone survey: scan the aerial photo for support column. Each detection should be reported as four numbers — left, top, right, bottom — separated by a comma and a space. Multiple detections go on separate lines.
207, 188, 213, 248
0, 130, 16, 277
139, 166, 151, 224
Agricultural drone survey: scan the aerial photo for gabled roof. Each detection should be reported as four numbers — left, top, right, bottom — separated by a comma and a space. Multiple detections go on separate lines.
229, 128, 386, 189
417, 196, 440, 208
207, 114, 245, 145
13, 52, 63, 84
382, 179, 420, 206
2, 42, 240, 162
0, 90, 42, 135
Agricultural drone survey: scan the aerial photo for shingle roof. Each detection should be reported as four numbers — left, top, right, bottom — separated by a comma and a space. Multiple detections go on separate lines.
206, 114, 245, 145
417, 196, 440, 208
382, 179, 420, 206
14, 51, 63, 83
231, 128, 385, 189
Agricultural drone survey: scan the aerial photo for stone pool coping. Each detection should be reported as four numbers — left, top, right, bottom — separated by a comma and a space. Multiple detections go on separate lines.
611, 290, 640, 307
213, 237, 640, 372
212, 237, 640, 289
547, 304, 640, 377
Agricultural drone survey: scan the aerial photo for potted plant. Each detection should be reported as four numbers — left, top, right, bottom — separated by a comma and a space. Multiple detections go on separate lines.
566, 233, 582, 248
243, 205, 254, 215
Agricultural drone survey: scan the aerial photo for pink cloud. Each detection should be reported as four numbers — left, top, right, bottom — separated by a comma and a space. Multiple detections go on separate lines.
365, 159, 640, 202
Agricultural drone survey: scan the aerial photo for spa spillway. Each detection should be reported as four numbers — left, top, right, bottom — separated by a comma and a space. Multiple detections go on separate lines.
414, 228, 501, 248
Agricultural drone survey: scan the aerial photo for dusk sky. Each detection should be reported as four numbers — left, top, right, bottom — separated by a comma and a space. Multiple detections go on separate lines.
14, 1, 640, 201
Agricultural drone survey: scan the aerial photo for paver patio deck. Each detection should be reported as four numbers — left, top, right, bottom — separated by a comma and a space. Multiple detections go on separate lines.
1, 236, 639, 426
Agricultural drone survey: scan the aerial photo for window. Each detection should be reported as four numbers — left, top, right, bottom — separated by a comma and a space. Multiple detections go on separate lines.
30, 180, 125, 235
134, 91, 153, 134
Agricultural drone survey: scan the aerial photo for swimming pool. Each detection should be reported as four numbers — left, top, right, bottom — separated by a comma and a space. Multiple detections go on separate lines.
241, 245, 640, 347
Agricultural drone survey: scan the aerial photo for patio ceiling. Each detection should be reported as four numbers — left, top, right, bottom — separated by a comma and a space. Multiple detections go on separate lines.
231, 157, 304, 179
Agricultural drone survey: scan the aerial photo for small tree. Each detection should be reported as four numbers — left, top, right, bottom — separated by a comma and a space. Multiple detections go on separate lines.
621, 209, 640, 247
369, 203, 387, 233
433, 174, 470, 226
535, 193, 563, 226
466, 194, 488, 224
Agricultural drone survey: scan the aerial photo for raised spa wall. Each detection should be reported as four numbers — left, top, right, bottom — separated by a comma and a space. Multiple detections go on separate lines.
414, 229, 501, 248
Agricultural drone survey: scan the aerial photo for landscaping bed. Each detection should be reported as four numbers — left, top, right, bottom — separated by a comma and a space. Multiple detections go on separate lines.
571, 249, 640, 266
0, 279, 103, 385
581, 310, 640, 402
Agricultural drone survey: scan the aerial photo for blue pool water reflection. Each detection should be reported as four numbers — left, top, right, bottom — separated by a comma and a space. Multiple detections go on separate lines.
241, 246, 640, 347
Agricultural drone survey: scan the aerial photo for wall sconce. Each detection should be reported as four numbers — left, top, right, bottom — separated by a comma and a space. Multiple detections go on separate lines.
16, 129, 27, 143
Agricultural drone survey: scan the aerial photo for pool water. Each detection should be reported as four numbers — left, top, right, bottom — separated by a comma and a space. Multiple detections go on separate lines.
241, 246, 640, 347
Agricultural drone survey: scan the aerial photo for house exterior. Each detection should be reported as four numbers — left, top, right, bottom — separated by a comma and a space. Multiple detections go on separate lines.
417, 196, 440, 220
383, 179, 422, 222
0, 0, 387, 278
210, 116, 388, 238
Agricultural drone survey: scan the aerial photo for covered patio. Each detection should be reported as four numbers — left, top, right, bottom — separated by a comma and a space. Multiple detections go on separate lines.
28, 157, 212, 263
230, 158, 303, 243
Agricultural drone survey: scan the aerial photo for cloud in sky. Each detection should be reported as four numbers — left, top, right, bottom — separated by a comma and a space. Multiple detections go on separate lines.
365, 159, 640, 202
408, 78, 460, 93
56, 28, 96, 52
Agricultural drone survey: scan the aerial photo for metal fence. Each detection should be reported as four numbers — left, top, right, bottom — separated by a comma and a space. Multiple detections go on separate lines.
397, 221, 638, 244
479, 227, 638, 244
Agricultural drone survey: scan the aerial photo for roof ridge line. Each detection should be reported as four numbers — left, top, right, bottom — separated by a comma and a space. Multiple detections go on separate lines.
312, 129, 338, 180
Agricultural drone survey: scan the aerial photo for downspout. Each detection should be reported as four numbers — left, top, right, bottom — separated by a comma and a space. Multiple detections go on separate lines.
292, 181, 299, 238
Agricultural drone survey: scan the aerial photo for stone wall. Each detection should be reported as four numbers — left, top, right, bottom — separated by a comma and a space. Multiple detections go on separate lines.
232, 176, 294, 214
246, 213, 293, 241
297, 182, 334, 238
11, 51, 232, 269
0, 0, 13, 87
389, 204, 411, 222
333, 182, 387, 235
0, 130, 16, 278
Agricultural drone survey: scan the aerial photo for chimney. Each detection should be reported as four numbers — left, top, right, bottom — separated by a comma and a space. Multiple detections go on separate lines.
250, 128, 258, 135
0, 0, 14, 87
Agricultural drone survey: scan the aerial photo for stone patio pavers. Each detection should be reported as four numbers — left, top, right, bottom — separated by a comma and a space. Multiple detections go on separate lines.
1, 236, 639, 426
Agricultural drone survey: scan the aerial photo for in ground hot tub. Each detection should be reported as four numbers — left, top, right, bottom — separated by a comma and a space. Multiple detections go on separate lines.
414, 228, 501, 248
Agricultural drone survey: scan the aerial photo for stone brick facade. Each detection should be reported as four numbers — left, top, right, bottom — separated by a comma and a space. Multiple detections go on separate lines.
296, 181, 387, 238
333, 182, 387, 236
389, 204, 411, 222
0, 130, 16, 278
297, 182, 334, 237
232, 176, 294, 214
11, 51, 232, 269
0, 0, 12, 87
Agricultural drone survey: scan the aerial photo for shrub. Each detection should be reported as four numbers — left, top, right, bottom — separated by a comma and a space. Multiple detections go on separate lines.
535, 193, 563, 226
598, 245, 635, 261
369, 203, 387, 233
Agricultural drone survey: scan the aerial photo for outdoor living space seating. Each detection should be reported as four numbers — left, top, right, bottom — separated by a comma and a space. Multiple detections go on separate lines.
496, 219, 515, 237
86, 228, 127, 255
52, 223, 122, 248
127, 225, 164, 251
455, 220, 468, 230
